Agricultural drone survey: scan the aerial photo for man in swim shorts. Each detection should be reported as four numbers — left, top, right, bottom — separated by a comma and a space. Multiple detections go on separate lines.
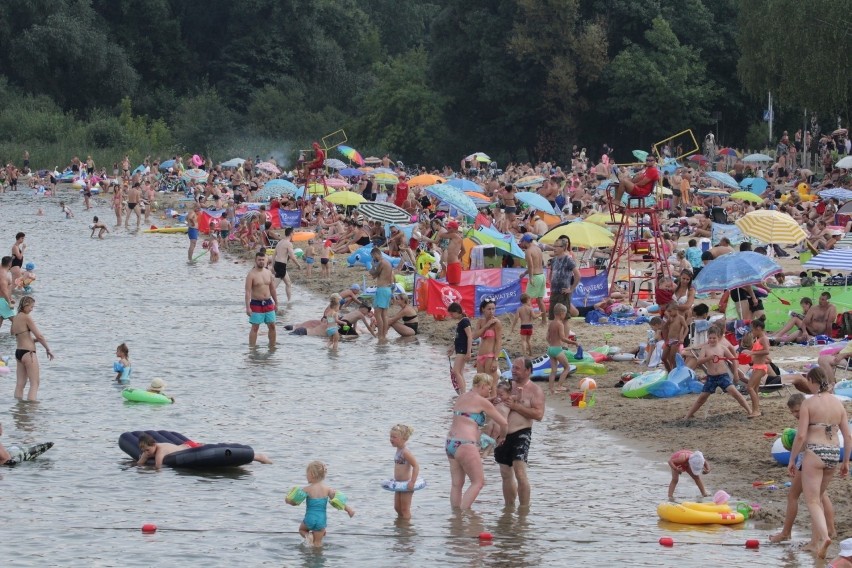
495, 358, 545, 508
125, 182, 142, 229
520, 234, 547, 323
443, 221, 463, 285
370, 247, 394, 342
187, 203, 200, 262
245, 251, 278, 347
0, 256, 15, 330
273, 227, 302, 303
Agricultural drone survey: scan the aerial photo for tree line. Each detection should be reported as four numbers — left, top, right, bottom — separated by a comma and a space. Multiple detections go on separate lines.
0, 0, 847, 168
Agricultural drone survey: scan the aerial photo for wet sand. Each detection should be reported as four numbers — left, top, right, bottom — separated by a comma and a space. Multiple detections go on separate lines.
279, 252, 851, 535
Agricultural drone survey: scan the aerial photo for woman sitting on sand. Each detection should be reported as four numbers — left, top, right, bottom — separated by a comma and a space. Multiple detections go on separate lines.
386, 294, 419, 338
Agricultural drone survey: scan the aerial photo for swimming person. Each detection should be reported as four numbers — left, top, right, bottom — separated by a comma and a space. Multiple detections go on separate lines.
147, 378, 174, 403
389, 424, 420, 519
136, 433, 271, 469
114, 343, 131, 383
10, 296, 53, 401
285, 460, 355, 547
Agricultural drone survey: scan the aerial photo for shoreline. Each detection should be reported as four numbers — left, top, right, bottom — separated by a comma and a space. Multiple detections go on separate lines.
278, 253, 850, 535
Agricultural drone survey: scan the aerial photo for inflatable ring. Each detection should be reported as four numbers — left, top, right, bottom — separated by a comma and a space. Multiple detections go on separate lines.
192, 154, 203, 167
121, 388, 172, 404
381, 478, 427, 492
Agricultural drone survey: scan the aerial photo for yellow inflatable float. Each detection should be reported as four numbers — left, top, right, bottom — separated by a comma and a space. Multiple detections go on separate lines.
657, 502, 745, 525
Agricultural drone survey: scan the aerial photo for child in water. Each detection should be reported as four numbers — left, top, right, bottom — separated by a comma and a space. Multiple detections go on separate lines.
546, 303, 578, 394
322, 294, 343, 349
510, 293, 535, 357
320, 240, 332, 279
389, 424, 420, 519
114, 343, 131, 383
285, 460, 355, 546
667, 449, 710, 501
303, 240, 317, 278
91, 216, 110, 239
147, 377, 174, 403
481, 381, 512, 456
59, 201, 73, 219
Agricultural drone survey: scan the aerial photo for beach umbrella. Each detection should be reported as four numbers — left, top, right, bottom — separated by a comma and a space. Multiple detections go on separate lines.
465, 152, 491, 162
705, 171, 740, 190
595, 179, 616, 191
256, 180, 298, 200
730, 191, 764, 203
159, 159, 175, 170
132, 164, 146, 175
632, 150, 649, 161
514, 191, 555, 214
324, 158, 347, 170
694, 251, 781, 293
585, 212, 628, 226
364, 156, 382, 165
182, 168, 208, 183
695, 188, 729, 197
743, 153, 772, 163
220, 158, 245, 168
540, 221, 614, 247
839, 201, 852, 214
374, 173, 399, 186
256, 162, 281, 174
340, 168, 364, 177
717, 148, 740, 157
464, 191, 490, 202
515, 175, 545, 188
325, 191, 366, 206
803, 249, 852, 271
424, 184, 478, 218
324, 178, 350, 188
338, 145, 365, 166
357, 202, 411, 224
688, 155, 709, 165
735, 210, 807, 244
447, 178, 484, 191
739, 177, 769, 194
836, 156, 852, 169
468, 226, 525, 258
371, 167, 396, 175
819, 188, 852, 202
408, 174, 446, 186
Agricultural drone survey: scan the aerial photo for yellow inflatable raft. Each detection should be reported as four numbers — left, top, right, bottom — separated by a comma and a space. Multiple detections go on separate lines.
657, 502, 745, 525
143, 226, 189, 234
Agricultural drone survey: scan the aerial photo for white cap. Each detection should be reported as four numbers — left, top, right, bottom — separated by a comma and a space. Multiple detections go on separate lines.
840, 538, 852, 558
688, 451, 705, 475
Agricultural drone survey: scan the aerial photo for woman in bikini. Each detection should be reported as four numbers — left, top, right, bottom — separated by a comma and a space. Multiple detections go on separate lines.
745, 319, 770, 418
112, 183, 124, 227
445, 374, 507, 510
788, 367, 851, 559
473, 299, 502, 393
10, 296, 53, 401
387, 294, 419, 338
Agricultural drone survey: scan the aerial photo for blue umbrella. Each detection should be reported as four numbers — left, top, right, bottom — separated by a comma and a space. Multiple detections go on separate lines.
371, 167, 396, 175
705, 171, 739, 190
469, 225, 525, 258
159, 159, 175, 170
447, 178, 483, 191
803, 249, 852, 271
132, 164, 146, 175
424, 184, 478, 218
693, 251, 781, 293
515, 191, 555, 214
596, 179, 616, 191
819, 188, 852, 202
515, 176, 546, 188
257, 179, 298, 200
661, 160, 682, 175
340, 168, 364, 177
739, 177, 768, 194
220, 158, 245, 168
743, 153, 772, 163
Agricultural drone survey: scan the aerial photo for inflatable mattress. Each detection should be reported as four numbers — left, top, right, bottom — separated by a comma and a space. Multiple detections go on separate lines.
119, 430, 254, 468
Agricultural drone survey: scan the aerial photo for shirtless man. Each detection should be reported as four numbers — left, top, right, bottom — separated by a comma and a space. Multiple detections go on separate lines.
245, 250, 278, 347
0, 256, 15, 330
273, 227, 302, 302
441, 221, 464, 285
288, 305, 377, 338
495, 358, 545, 509
520, 234, 547, 323
499, 185, 518, 232
186, 203, 200, 262
708, 237, 733, 258
136, 433, 271, 469
538, 178, 558, 210
370, 247, 394, 342
693, 214, 712, 238
125, 183, 142, 229
802, 292, 837, 339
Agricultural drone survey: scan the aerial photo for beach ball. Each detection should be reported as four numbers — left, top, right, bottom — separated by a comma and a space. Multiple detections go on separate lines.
637, 308, 649, 317
579, 378, 597, 391
781, 428, 796, 451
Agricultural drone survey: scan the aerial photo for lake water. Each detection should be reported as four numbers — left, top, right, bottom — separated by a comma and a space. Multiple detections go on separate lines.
0, 192, 816, 566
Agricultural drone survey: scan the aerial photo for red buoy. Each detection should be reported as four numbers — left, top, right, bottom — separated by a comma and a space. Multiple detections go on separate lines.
659, 537, 674, 547
479, 532, 493, 541
745, 539, 759, 549
141, 523, 157, 534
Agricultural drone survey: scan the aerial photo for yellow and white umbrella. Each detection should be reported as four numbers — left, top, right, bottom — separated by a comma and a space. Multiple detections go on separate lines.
585, 213, 630, 227
540, 221, 614, 248
735, 210, 807, 244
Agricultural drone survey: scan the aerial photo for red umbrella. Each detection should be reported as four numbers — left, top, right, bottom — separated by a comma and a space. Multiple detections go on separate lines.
717, 148, 739, 157
688, 154, 709, 165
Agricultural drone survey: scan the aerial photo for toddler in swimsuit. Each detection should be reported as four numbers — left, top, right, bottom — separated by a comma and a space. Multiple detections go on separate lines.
545, 303, 578, 394
285, 461, 355, 546
322, 294, 342, 349
389, 424, 420, 519
667, 449, 710, 501
511, 293, 535, 357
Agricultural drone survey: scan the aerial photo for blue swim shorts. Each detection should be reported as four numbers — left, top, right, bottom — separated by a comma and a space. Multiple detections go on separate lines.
702, 373, 732, 393
187, 227, 199, 240
375, 286, 392, 309
249, 298, 276, 325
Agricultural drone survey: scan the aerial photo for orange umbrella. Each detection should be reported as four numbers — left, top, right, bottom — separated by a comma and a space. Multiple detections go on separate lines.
291, 231, 316, 242
464, 191, 490, 201
408, 174, 446, 186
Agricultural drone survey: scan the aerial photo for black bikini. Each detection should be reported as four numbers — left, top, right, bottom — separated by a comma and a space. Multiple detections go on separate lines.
15, 349, 35, 362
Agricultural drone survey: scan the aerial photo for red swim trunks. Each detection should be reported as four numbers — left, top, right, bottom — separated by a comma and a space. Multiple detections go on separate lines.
520, 324, 534, 336
184, 440, 203, 449
446, 262, 462, 285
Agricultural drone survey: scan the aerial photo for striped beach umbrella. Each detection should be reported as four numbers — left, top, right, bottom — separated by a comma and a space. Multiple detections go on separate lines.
735, 210, 807, 244
803, 249, 852, 271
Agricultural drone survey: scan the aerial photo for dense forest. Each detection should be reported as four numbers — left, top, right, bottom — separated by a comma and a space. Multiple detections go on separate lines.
0, 0, 848, 168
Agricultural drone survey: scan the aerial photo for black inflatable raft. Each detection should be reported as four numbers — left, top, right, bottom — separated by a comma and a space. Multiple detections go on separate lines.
119, 430, 254, 468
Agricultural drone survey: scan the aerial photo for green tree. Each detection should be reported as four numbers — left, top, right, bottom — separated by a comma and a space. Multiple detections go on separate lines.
737, 0, 850, 116
171, 88, 236, 152
604, 17, 720, 144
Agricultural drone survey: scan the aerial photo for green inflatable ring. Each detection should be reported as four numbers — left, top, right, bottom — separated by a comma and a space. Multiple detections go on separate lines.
121, 388, 173, 404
